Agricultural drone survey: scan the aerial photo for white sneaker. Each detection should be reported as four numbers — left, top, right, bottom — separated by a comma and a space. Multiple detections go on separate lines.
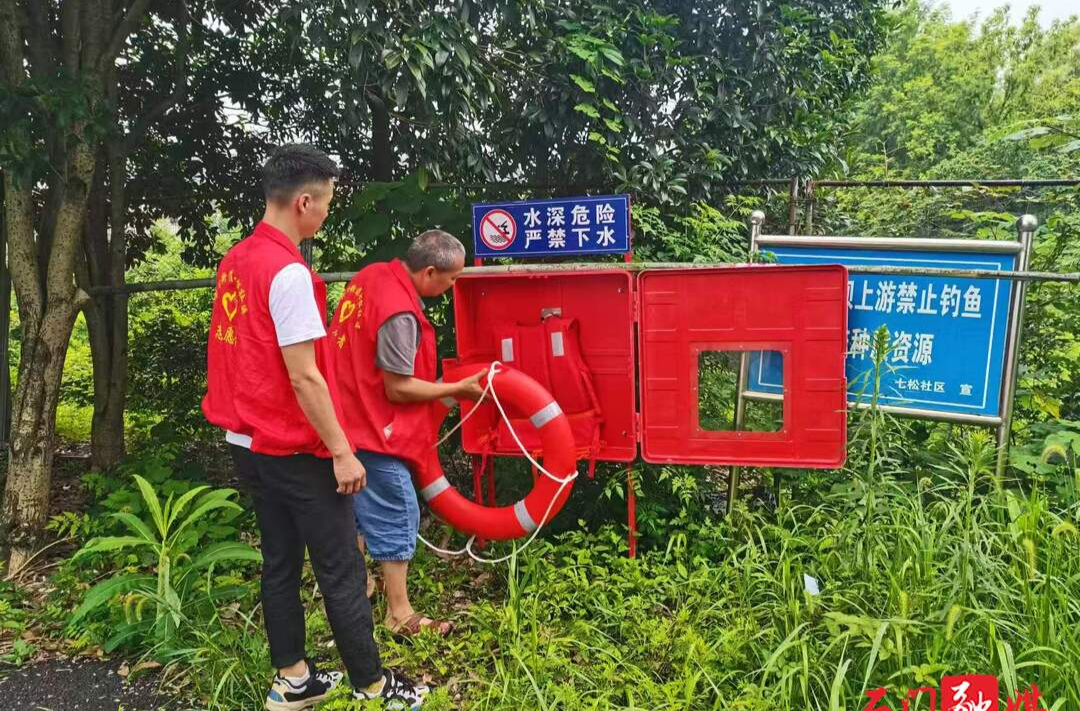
265, 659, 344, 711
353, 668, 430, 710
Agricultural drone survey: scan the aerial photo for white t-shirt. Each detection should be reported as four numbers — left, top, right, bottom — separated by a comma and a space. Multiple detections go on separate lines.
226, 262, 326, 449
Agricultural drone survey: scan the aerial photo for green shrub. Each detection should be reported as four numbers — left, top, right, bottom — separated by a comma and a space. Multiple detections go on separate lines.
67, 472, 260, 656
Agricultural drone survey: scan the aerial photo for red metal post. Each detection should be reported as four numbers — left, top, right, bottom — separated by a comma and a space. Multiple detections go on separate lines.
472, 454, 485, 504
470, 453, 489, 549
486, 455, 497, 506
627, 464, 637, 558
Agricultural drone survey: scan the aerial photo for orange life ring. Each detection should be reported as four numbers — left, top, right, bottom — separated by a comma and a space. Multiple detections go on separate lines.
416, 363, 578, 541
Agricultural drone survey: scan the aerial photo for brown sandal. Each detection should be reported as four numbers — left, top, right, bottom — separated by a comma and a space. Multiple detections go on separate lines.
387, 612, 453, 639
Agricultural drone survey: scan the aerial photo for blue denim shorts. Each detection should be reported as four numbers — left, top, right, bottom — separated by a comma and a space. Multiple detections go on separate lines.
351, 450, 419, 561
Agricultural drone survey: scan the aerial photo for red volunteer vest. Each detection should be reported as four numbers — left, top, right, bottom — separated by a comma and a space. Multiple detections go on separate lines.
329, 259, 437, 471
201, 222, 345, 457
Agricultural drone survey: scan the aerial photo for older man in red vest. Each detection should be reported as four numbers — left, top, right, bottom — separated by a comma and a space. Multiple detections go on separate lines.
329, 230, 483, 639
203, 144, 429, 710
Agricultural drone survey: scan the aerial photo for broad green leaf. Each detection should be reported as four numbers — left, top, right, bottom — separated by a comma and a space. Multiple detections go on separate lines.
163, 584, 183, 627
454, 44, 471, 69
358, 236, 413, 268
191, 542, 263, 569
355, 213, 391, 242
174, 491, 242, 538
574, 103, 600, 119
133, 475, 166, 539
1003, 126, 1051, 141
70, 573, 155, 623
386, 185, 424, 214
407, 61, 426, 98
569, 74, 595, 93
415, 44, 434, 70
600, 66, 623, 84
1029, 133, 1071, 150
568, 46, 596, 62
73, 536, 153, 560
600, 47, 624, 66
351, 182, 395, 211
166, 485, 211, 530
110, 512, 158, 544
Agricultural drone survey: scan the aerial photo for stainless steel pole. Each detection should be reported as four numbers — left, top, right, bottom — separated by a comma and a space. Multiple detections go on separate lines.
728, 210, 767, 515
787, 178, 799, 236
995, 214, 1037, 477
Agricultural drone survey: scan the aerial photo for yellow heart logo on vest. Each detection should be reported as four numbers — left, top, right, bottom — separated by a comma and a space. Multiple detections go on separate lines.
222, 291, 239, 321
339, 299, 356, 322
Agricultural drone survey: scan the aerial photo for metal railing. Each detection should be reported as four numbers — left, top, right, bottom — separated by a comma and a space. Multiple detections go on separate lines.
2, 177, 1077, 453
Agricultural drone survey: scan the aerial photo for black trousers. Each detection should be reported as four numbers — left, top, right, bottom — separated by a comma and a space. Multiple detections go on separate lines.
231, 445, 382, 687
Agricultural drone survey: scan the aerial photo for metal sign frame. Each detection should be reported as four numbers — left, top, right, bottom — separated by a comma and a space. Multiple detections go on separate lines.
746, 236, 1022, 425
729, 212, 1037, 505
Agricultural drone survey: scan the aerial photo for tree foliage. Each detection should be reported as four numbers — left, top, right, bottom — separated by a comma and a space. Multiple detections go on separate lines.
246, 0, 893, 204
820, 1, 1080, 428
843, 2, 1080, 177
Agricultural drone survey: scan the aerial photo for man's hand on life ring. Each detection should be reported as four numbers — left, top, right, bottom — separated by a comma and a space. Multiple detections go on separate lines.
455, 371, 486, 401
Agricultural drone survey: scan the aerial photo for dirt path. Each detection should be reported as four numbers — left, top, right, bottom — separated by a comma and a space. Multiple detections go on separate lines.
0, 658, 176, 711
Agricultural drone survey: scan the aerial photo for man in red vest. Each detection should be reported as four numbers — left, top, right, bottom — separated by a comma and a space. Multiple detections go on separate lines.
328, 230, 483, 638
203, 144, 428, 710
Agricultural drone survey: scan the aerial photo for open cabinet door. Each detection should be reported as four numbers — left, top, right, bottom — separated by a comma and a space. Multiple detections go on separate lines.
638, 265, 848, 468
451, 268, 638, 462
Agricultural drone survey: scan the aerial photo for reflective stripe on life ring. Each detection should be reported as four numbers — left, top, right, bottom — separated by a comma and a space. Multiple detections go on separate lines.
415, 363, 578, 541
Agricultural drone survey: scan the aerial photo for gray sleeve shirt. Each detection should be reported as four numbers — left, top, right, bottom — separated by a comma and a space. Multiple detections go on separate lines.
376, 312, 421, 375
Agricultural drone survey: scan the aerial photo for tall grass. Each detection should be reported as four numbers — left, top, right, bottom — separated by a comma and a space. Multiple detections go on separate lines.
68, 331, 1078, 710
395, 329, 1080, 710
437, 436, 1078, 710
102, 454, 1080, 710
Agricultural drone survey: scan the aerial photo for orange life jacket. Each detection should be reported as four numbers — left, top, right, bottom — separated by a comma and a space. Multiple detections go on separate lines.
486, 316, 603, 478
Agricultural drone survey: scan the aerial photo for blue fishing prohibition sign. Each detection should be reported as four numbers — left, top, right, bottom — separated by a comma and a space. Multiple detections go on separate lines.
746, 243, 1018, 418
472, 194, 631, 258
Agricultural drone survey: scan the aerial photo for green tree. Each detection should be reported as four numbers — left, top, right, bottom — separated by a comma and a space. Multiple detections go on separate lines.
79, 2, 271, 472
819, 1, 1080, 432
249, 0, 893, 203
0, 0, 269, 568
842, 2, 1080, 178
0, 0, 186, 569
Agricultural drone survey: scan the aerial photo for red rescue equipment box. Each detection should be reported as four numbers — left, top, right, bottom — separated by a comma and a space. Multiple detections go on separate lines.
448, 264, 848, 470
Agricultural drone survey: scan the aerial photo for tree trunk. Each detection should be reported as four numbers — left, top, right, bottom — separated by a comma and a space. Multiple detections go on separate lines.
3, 300, 81, 572
0, 0, 165, 568
1, 132, 95, 569
89, 345, 125, 471
84, 227, 128, 473
85, 140, 129, 473
369, 91, 394, 181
